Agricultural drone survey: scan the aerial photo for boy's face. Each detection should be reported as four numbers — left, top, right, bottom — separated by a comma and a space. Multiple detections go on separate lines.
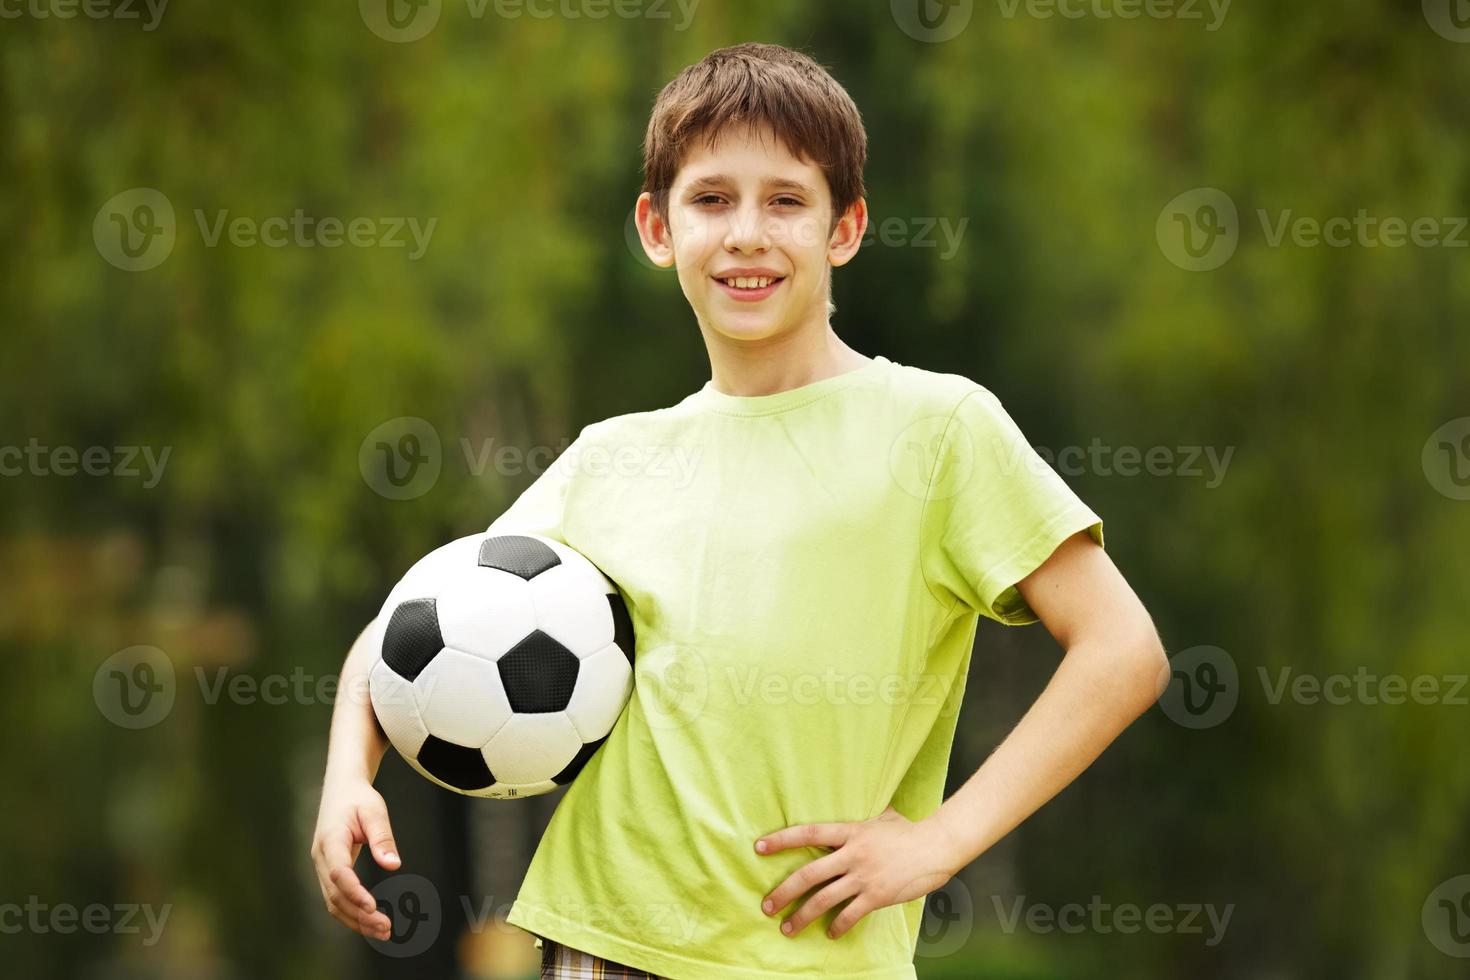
636, 122, 866, 345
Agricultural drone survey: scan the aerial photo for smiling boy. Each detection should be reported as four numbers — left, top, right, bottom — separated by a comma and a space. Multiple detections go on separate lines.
312, 41, 1167, 980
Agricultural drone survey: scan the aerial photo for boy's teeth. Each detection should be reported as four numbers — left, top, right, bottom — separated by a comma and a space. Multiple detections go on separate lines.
724, 277, 776, 289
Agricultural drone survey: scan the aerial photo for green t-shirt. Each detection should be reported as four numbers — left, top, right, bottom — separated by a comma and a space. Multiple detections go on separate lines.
488, 354, 1103, 979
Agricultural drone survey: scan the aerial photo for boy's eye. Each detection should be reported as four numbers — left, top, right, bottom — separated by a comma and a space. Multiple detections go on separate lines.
691, 194, 804, 208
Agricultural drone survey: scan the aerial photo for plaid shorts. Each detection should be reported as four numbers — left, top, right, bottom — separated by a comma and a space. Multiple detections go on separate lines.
537, 934, 669, 979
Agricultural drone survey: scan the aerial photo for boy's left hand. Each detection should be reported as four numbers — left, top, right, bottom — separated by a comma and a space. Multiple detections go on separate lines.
755, 804, 961, 940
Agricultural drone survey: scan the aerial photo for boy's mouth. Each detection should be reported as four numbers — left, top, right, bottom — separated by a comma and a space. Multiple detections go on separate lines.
712, 275, 786, 302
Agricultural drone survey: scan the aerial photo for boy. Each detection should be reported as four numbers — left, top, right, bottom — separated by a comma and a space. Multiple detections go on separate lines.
311, 42, 1167, 980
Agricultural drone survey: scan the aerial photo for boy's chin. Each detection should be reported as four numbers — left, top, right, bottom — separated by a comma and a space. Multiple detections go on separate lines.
701, 307, 799, 343
706, 318, 791, 344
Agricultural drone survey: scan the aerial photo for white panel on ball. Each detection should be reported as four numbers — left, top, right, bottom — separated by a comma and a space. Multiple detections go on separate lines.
435, 573, 538, 662
413, 649, 515, 747
564, 644, 633, 741
369, 661, 430, 756
526, 563, 614, 655
481, 712, 584, 785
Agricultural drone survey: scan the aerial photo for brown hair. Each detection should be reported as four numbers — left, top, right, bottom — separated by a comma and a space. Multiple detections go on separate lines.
641, 42, 868, 234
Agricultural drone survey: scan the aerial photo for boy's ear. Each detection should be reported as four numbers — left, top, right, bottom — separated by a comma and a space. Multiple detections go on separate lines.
827, 197, 868, 269
634, 192, 676, 269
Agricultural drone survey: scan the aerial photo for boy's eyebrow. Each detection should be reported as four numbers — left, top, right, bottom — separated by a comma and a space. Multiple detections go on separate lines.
682, 173, 817, 195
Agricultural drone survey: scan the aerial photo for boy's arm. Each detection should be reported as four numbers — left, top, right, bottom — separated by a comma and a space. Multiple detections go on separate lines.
926, 528, 1167, 868
309, 620, 401, 941
756, 530, 1167, 939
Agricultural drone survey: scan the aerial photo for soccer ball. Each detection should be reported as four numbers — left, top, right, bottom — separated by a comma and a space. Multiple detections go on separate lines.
368, 532, 635, 798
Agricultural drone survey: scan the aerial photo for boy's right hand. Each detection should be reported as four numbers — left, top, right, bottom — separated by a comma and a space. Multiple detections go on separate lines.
310, 777, 402, 940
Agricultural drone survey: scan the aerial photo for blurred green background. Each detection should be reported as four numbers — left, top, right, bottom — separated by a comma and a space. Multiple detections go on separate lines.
3, 1, 1469, 978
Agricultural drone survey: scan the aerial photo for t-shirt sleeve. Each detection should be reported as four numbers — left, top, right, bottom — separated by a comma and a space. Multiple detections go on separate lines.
484, 426, 588, 543
919, 387, 1104, 625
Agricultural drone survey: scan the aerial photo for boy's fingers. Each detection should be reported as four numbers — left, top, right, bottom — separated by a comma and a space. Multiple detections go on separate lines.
317, 827, 354, 875
359, 908, 393, 939
319, 881, 370, 936
361, 807, 401, 869
320, 828, 375, 907
758, 822, 850, 855
330, 865, 378, 913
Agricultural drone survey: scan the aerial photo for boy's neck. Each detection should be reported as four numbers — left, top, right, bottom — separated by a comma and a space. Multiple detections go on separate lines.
702, 323, 872, 398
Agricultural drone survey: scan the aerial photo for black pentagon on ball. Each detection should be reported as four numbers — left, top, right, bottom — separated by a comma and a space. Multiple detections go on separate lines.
479, 534, 560, 580
417, 735, 496, 791
552, 733, 608, 785
607, 591, 634, 668
497, 630, 580, 713
382, 597, 444, 682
